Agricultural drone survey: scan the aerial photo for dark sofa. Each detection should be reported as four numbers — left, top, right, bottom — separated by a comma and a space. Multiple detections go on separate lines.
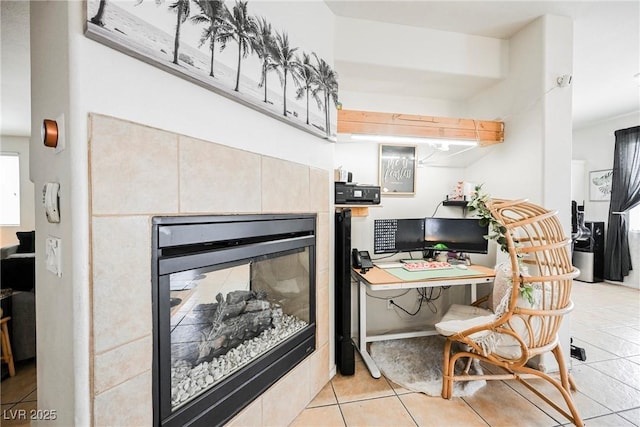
1, 231, 36, 361
1, 230, 35, 292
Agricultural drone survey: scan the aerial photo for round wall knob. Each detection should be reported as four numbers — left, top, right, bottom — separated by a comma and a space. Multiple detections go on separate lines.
42, 119, 59, 148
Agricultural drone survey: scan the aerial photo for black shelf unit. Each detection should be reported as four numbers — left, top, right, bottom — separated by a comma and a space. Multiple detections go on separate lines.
442, 200, 468, 207
443, 199, 469, 216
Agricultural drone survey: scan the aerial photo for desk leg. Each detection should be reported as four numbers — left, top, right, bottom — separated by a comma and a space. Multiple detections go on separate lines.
471, 282, 477, 302
355, 279, 381, 379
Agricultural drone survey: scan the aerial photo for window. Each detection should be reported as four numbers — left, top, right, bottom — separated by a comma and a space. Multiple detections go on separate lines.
630, 205, 640, 232
0, 153, 21, 225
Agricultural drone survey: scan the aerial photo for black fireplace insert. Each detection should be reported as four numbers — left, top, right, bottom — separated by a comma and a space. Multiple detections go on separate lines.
151, 214, 316, 426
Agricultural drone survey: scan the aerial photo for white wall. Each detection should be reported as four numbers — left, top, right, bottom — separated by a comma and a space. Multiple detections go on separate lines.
541, 15, 573, 230
30, 1, 336, 424
337, 90, 463, 118
0, 135, 35, 246
334, 15, 507, 118
466, 14, 575, 237
465, 17, 546, 201
30, 3, 76, 424
334, 16, 507, 79
1, 1, 31, 137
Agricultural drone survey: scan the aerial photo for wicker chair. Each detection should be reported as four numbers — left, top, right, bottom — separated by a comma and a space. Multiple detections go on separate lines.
437, 199, 583, 427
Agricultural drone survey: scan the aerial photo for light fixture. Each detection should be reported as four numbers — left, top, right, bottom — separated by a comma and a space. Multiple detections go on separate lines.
42, 119, 59, 148
349, 134, 478, 147
556, 74, 572, 87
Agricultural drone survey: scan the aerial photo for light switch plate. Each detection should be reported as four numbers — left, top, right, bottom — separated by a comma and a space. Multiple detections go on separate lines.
45, 236, 62, 277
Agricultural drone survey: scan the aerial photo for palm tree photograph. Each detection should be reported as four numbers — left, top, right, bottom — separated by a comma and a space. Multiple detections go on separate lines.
269, 31, 300, 117
191, 0, 228, 77
85, 0, 338, 139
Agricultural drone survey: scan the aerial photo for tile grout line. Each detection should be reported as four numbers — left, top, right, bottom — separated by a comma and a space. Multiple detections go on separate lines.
460, 396, 492, 426
330, 381, 348, 427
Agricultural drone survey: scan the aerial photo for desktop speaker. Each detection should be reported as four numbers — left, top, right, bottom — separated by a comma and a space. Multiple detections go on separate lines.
335, 209, 355, 375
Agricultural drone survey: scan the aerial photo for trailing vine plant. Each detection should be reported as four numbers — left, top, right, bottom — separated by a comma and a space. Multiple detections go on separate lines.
467, 184, 535, 305
467, 184, 508, 253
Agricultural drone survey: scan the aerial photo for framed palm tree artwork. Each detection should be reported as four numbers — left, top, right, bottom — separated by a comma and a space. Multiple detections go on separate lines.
85, 0, 339, 140
589, 169, 613, 201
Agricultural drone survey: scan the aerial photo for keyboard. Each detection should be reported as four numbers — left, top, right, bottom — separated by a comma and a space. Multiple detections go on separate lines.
374, 262, 405, 269
402, 261, 453, 271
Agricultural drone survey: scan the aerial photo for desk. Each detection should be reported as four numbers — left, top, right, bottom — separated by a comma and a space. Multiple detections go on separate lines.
351, 265, 495, 378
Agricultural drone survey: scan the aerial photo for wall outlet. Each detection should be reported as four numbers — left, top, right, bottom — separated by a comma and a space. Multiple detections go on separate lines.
387, 299, 394, 310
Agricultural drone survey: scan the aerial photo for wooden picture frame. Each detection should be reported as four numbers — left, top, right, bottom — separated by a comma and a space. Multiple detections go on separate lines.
379, 144, 416, 195
84, 0, 338, 140
589, 169, 613, 201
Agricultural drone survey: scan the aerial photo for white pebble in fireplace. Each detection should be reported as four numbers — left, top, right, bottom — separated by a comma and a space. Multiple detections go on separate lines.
171, 314, 307, 407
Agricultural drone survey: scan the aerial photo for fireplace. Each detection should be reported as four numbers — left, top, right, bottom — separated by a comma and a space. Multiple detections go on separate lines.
151, 214, 316, 426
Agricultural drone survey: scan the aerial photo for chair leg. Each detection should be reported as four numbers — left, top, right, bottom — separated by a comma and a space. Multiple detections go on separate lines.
553, 344, 571, 392
568, 374, 578, 392
0, 318, 15, 377
441, 338, 453, 399
552, 345, 583, 427
463, 357, 473, 374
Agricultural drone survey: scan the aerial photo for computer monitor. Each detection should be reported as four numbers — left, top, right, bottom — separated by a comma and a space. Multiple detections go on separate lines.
374, 218, 425, 254
423, 217, 489, 254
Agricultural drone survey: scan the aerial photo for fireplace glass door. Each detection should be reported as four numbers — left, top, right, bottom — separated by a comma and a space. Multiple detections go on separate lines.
152, 214, 316, 427
169, 248, 311, 410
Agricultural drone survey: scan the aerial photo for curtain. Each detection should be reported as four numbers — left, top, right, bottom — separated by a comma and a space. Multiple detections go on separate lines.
604, 126, 640, 281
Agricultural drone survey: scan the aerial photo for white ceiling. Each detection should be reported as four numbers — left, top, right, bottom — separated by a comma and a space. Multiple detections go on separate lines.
1, 1, 638, 136
327, 0, 640, 129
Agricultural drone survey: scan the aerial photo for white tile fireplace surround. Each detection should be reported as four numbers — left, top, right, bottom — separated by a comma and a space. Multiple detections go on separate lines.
88, 113, 331, 426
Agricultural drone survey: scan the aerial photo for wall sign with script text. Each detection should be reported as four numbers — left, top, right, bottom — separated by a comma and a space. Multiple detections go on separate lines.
379, 144, 416, 195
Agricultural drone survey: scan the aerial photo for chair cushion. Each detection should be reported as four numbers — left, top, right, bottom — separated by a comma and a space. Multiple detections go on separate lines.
437, 285, 547, 360
492, 284, 547, 359
488, 261, 533, 316
488, 261, 512, 313
435, 304, 495, 339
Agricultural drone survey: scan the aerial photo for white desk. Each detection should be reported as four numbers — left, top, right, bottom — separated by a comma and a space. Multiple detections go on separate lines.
351, 265, 495, 378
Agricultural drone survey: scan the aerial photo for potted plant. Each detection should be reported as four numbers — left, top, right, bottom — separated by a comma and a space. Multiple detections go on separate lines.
432, 243, 449, 262
467, 185, 535, 305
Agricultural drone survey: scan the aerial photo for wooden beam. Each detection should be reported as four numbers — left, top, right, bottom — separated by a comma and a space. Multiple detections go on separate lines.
338, 109, 504, 147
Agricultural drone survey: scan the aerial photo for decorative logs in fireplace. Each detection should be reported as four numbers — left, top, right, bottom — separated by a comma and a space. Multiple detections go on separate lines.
171, 298, 307, 407
196, 290, 282, 363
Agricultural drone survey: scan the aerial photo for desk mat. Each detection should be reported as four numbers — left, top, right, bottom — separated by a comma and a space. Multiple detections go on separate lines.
385, 267, 485, 281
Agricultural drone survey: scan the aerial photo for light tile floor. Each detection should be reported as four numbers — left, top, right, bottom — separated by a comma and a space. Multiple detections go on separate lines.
0, 281, 638, 426
294, 281, 640, 427
1, 360, 37, 427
